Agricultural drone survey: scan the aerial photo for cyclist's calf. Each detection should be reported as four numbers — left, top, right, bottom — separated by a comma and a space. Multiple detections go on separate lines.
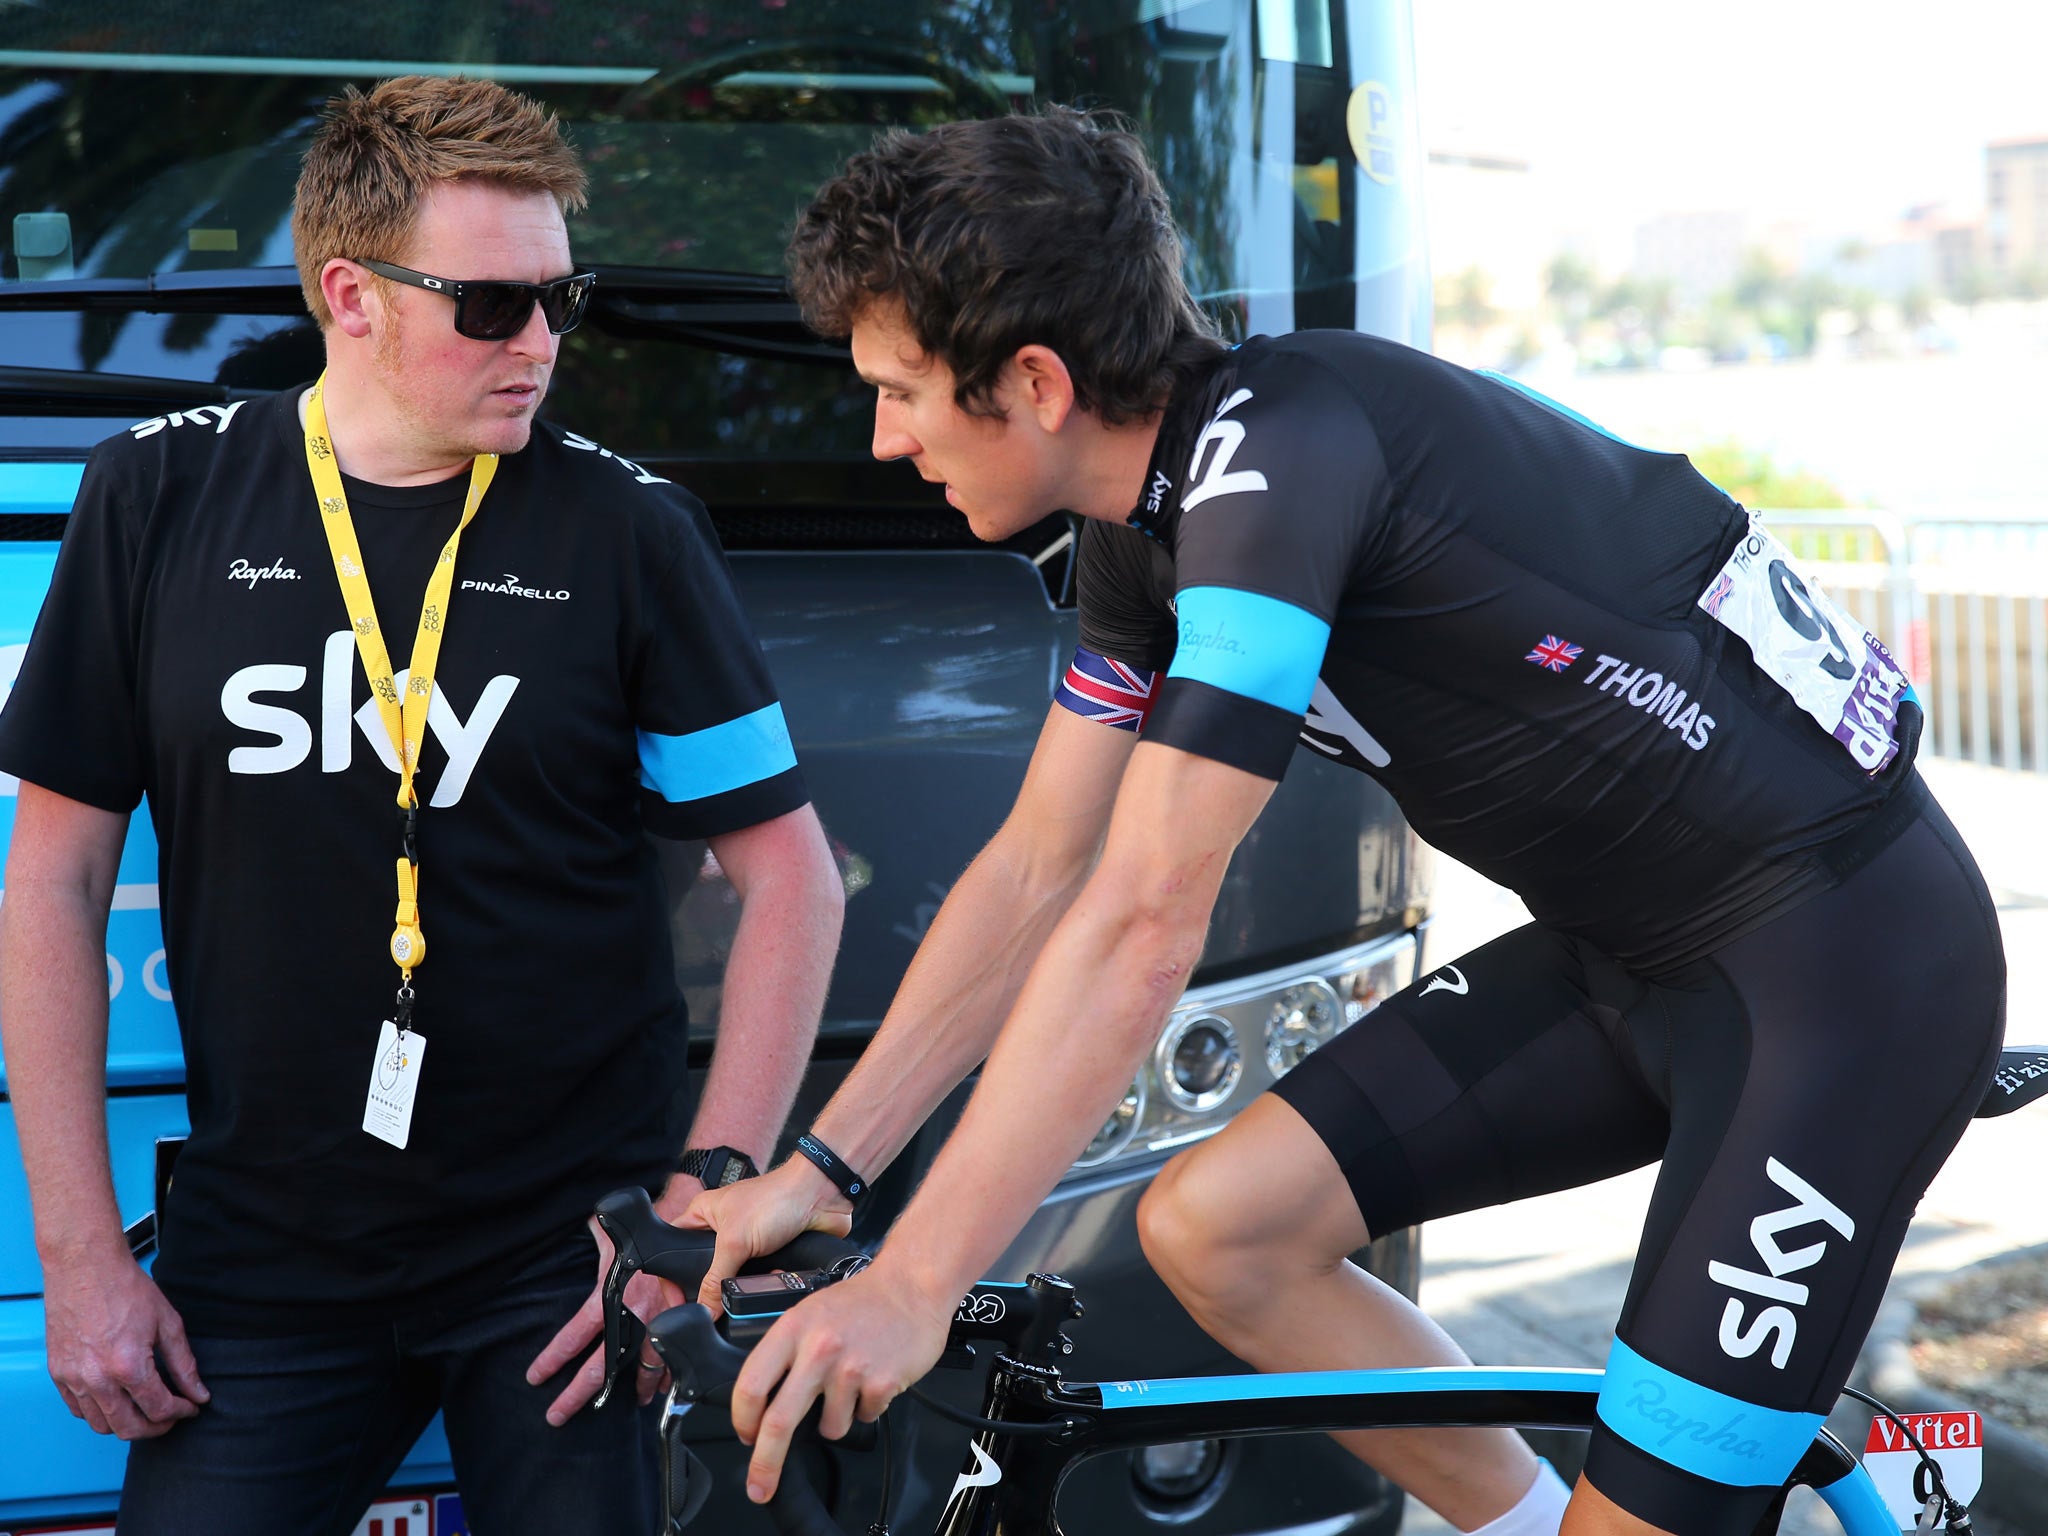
1138, 1095, 1555, 1532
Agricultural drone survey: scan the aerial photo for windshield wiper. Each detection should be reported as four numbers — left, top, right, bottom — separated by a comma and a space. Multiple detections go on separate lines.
0, 264, 793, 310
0, 264, 848, 364
577, 267, 847, 363
0, 268, 305, 314
0, 365, 255, 412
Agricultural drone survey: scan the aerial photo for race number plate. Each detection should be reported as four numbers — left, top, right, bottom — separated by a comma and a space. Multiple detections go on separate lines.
1697, 516, 1911, 772
1861, 1409, 1981, 1529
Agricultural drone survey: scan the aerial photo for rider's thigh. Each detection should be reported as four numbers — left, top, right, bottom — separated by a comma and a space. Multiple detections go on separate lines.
1265, 922, 1670, 1244
1140, 1093, 1370, 1276
429, 1229, 661, 1536
117, 1325, 436, 1536
1584, 792, 2005, 1536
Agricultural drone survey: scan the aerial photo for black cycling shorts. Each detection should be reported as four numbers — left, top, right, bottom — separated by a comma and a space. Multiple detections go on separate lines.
1272, 776, 2004, 1536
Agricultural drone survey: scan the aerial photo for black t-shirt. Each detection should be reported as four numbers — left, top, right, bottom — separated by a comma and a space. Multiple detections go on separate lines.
1070, 332, 1920, 976
0, 388, 809, 1333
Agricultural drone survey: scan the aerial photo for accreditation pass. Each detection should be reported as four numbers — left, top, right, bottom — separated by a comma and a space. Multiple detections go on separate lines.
363, 1019, 427, 1149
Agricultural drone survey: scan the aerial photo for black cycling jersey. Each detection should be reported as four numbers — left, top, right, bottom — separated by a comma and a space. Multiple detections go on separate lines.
1065, 331, 1921, 976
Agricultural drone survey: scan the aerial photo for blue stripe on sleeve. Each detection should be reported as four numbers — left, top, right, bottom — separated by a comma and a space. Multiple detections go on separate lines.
1478, 371, 1645, 449
638, 703, 797, 804
1596, 1339, 1823, 1488
1165, 586, 1329, 715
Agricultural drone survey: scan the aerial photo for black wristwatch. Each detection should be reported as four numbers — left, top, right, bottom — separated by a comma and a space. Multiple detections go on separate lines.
677, 1145, 760, 1188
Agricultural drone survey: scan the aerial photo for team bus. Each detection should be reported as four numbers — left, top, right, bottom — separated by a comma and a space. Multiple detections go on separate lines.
0, 4, 1436, 1531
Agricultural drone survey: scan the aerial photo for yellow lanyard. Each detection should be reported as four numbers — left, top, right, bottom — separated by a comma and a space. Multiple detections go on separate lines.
302, 373, 496, 992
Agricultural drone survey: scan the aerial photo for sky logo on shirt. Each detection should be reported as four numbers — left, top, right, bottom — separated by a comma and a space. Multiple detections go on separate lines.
129, 400, 245, 438
220, 631, 519, 805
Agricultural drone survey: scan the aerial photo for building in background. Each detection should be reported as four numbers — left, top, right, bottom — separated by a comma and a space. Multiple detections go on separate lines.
1986, 136, 2048, 283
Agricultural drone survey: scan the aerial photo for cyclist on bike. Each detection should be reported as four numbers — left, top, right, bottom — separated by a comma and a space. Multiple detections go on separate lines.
684, 109, 2005, 1536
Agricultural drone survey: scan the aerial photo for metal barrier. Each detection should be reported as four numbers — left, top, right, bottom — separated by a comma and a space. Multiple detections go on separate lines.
1767, 509, 2048, 774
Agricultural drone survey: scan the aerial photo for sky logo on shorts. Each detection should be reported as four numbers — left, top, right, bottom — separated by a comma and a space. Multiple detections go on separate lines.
1525, 634, 1582, 672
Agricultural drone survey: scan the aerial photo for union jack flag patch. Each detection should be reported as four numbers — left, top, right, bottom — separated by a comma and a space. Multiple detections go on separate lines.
1055, 647, 1160, 731
1526, 634, 1583, 672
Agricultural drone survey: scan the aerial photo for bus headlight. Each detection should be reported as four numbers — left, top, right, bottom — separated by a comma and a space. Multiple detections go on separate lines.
1076, 1079, 1147, 1168
1264, 980, 1341, 1076
1161, 1014, 1241, 1111
1060, 930, 1417, 1181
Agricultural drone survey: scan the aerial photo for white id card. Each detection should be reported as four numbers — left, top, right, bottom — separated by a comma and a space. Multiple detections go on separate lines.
363, 1019, 426, 1149
1697, 515, 1911, 772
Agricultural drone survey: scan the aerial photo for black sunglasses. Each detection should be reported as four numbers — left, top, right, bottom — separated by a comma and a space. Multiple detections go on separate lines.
355, 258, 596, 341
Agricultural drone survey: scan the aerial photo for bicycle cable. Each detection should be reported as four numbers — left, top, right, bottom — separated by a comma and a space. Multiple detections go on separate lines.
1838, 1385, 1972, 1532
862, 1405, 895, 1536
904, 1382, 1089, 1437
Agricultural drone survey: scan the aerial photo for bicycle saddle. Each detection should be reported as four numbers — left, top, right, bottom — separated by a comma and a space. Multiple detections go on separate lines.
1976, 1046, 2048, 1118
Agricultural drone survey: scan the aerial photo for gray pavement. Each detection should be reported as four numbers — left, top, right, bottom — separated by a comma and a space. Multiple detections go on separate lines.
1399, 756, 2048, 1534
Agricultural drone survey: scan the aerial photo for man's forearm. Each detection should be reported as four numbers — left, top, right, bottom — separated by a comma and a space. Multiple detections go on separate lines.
684, 850, 843, 1177
0, 885, 125, 1269
852, 744, 1274, 1303
867, 877, 1203, 1301
810, 821, 1096, 1182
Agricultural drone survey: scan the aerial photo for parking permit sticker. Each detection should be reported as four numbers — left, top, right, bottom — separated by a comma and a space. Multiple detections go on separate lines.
1861, 1409, 1981, 1529
1698, 515, 1911, 772
349, 1496, 433, 1536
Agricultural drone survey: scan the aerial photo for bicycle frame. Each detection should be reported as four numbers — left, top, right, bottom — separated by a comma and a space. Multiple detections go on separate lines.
619, 1192, 1920, 1536
935, 1354, 1899, 1535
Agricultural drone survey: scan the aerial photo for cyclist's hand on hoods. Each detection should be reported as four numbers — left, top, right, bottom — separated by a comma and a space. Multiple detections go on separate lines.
686, 1159, 854, 1315
727, 1259, 950, 1502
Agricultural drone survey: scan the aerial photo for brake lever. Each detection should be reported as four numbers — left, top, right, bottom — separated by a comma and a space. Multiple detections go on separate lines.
588, 1185, 863, 1411
591, 1186, 718, 1410
592, 1191, 647, 1410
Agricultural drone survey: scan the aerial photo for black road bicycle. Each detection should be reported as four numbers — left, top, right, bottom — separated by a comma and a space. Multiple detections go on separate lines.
596, 1046, 2048, 1536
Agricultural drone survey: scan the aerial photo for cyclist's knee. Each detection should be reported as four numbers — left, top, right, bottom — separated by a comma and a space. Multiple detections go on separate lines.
1139, 1098, 1364, 1300
1135, 1147, 1213, 1282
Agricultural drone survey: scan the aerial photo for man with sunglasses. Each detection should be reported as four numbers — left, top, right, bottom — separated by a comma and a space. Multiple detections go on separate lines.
0, 76, 843, 1534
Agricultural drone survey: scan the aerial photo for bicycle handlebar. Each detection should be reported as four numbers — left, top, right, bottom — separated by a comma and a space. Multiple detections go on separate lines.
649, 1302, 876, 1536
591, 1186, 858, 1411
591, 1186, 1084, 1535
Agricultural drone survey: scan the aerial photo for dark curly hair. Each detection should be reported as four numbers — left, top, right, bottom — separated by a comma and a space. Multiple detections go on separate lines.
787, 107, 1225, 426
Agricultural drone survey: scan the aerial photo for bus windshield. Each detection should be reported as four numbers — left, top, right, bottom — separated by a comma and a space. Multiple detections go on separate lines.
0, 0, 1426, 459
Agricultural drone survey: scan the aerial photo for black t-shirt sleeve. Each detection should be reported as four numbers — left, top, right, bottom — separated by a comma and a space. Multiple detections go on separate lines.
1075, 518, 1177, 669
0, 445, 148, 811
630, 490, 810, 839
1145, 357, 1391, 780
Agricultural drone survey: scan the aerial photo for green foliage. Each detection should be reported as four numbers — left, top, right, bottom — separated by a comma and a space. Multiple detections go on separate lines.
1685, 440, 1857, 510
